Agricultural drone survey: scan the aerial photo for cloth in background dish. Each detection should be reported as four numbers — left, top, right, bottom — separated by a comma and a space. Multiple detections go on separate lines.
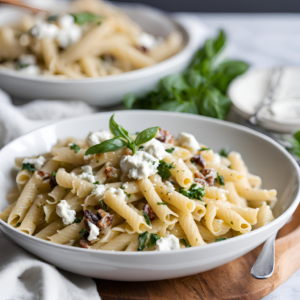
0, 88, 100, 300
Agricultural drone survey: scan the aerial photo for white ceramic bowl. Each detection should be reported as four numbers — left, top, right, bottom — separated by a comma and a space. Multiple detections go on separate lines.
0, 111, 299, 281
0, 4, 208, 106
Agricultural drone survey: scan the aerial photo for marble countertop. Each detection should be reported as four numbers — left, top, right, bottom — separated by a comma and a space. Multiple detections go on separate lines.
185, 13, 300, 300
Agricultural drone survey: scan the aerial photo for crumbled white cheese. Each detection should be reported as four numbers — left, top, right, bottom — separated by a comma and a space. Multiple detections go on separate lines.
155, 234, 181, 251
122, 182, 129, 189
212, 153, 222, 164
78, 165, 95, 183
87, 221, 100, 241
165, 181, 175, 191
86, 130, 114, 147
18, 65, 41, 75
30, 14, 82, 49
142, 138, 168, 160
93, 184, 106, 198
177, 132, 199, 154
19, 54, 37, 65
56, 200, 76, 225
108, 187, 125, 197
22, 156, 46, 170
120, 151, 159, 180
31, 22, 59, 39
138, 32, 163, 50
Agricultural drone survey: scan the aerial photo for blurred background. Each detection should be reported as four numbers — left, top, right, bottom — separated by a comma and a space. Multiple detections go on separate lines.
115, 0, 300, 12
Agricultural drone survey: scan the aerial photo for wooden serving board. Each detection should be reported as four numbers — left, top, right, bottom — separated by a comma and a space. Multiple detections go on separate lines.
96, 205, 300, 300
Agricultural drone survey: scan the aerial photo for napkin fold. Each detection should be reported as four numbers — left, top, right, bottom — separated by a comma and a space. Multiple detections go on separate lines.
0, 89, 100, 300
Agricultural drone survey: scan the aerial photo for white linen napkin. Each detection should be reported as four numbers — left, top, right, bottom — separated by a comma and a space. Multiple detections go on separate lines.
0, 89, 100, 300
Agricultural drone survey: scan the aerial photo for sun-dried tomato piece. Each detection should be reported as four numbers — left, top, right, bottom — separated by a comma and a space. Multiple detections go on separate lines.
143, 204, 156, 221
191, 155, 206, 168
156, 128, 175, 144
79, 237, 92, 249
97, 209, 114, 230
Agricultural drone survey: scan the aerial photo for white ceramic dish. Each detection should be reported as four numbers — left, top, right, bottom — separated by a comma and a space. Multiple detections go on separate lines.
0, 4, 208, 106
228, 68, 300, 133
0, 111, 299, 281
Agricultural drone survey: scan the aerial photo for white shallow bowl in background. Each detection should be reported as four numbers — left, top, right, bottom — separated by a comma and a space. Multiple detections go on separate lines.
0, 111, 299, 281
0, 4, 208, 106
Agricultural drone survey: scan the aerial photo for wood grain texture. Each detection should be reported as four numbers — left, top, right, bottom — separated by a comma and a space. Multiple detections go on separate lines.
97, 205, 300, 300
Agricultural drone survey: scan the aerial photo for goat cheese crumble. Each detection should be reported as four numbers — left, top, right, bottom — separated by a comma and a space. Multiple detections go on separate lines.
30, 14, 82, 49
78, 165, 95, 183
22, 156, 46, 170
155, 234, 180, 251
93, 184, 106, 198
56, 200, 76, 225
87, 221, 100, 241
142, 138, 168, 160
120, 151, 159, 180
177, 132, 199, 154
86, 130, 114, 147
138, 32, 163, 50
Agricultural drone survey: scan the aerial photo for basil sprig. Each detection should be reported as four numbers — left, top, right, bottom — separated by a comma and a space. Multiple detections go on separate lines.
285, 130, 300, 159
71, 12, 102, 25
123, 30, 249, 120
147, 233, 160, 248
157, 160, 174, 179
85, 114, 159, 156
22, 163, 35, 172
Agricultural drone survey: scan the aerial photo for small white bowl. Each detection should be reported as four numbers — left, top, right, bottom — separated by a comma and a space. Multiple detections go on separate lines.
0, 4, 208, 106
0, 111, 299, 281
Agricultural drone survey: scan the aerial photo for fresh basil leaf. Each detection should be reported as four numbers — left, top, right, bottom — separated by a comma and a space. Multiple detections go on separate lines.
123, 93, 137, 109
143, 211, 151, 226
22, 163, 35, 172
74, 217, 83, 223
79, 228, 86, 237
179, 184, 205, 201
217, 173, 225, 186
165, 147, 175, 154
157, 160, 174, 179
294, 131, 300, 144
161, 74, 189, 95
180, 238, 191, 248
135, 127, 159, 146
85, 138, 127, 155
216, 237, 226, 242
100, 199, 108, 212
157, 202, 168, 205
71, 12, 102, 25
138, 231, 149, 251
147, 233, 160, 248
219, 148, 229, 157
70, 143, 81, 153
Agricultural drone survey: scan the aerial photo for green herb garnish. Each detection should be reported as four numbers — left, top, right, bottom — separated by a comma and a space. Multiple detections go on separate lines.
217, 173, 225, 186
138, 146, 145, 151
165, 147, 175, 154
51, 172, 56, 177
180, 238, 191, 248
285, 130, 300, 159
199, 147, 210, 151
179, 183, 205, 201
18, 62, 29, 69
124, 191, 131, 198
123, 30, 249, 120
138, 231, 149, 251
93, 181, 99, 185
157, 160, 174, 179
100, 199, 108, 212
231, 221, 233, 225
219, 148, 229, 157
79, 228, 86, 237
71, 12, 102, 25
70, 143, 81, 153
147, 233, 160, 248
74, 217, 83, 223
22, 163, 35, 172
47, 14, 58, 23
157, 202, 168, 205
16, 222, 22, 227
216, 237, 226, 242
85, 114, 159, 156
143, 211, 151, 226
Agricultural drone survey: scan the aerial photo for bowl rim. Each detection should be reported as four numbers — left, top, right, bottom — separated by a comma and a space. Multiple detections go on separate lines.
1, 110, 299, 256
0, 12, 195, 84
